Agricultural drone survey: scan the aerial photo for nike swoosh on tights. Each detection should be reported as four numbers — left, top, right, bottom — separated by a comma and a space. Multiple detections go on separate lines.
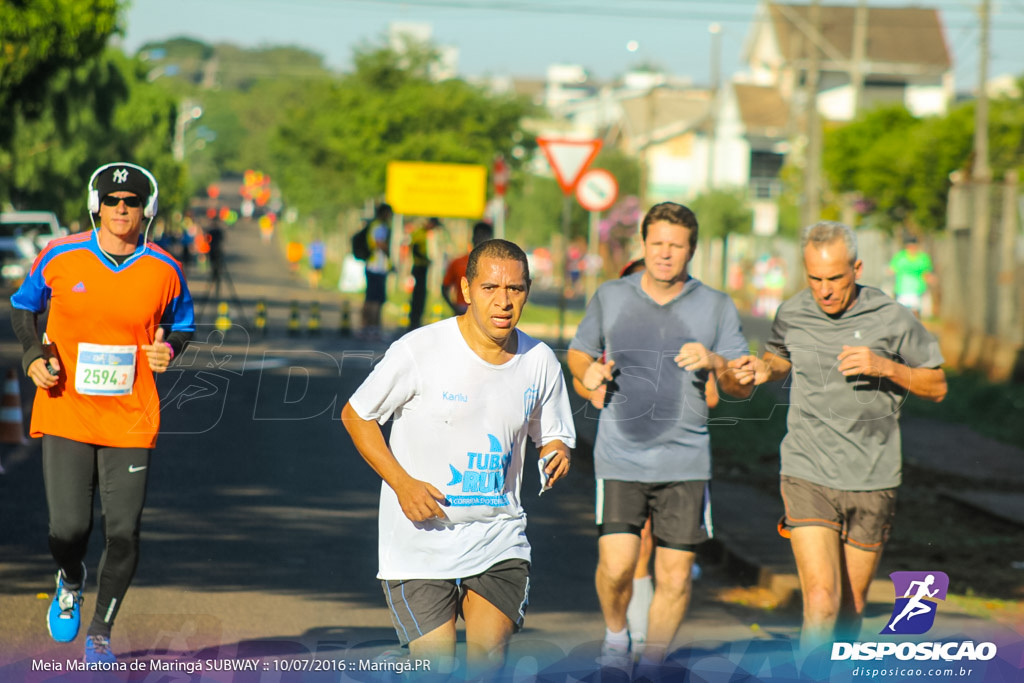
128, 465, 147, 473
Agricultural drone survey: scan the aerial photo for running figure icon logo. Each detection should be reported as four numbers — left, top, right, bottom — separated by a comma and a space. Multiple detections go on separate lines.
882, 571, 949, 635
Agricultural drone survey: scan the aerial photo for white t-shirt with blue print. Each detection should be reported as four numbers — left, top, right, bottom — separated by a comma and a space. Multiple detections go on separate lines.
349, 317, 576, 580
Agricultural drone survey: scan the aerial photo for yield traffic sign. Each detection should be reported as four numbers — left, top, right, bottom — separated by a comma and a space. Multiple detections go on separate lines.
576, 168, 618, 212
537, 138, 602, 195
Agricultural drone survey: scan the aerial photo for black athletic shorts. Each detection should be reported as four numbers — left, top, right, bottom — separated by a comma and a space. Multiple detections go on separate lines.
365, 271, 387, 303
596, 479, 711, 551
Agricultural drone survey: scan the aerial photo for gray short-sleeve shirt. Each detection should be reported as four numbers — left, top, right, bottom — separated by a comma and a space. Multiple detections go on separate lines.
570, 274, 749, 482
766, 285, 944, 491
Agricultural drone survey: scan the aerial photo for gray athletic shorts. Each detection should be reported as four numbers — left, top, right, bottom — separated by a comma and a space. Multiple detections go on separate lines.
381, 559, 530, 646
779, 475, 897, 552
596, 479, 712, 551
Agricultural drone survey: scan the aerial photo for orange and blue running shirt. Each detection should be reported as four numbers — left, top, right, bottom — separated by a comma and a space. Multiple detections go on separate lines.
11, 231, 195, 448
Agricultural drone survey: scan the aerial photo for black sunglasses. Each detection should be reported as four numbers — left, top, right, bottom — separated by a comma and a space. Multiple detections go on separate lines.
101, 195, 144, 208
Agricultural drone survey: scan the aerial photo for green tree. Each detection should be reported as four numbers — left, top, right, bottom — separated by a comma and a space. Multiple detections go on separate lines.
985, 85, 1024, 178
0, 0, 124, 205
0, 0, 120, 124
902, 106, 974, 230
824, 106, 923, 230
592, 148, 641, 200
135, 39, 337, 196
773, 161, 805, 237
267, 39, 534, 225
216, 45, 329, 91
505, 174, 564, 248
1, 49, 181, 221
822, 94, 1024, 233
137, 37, 214, 88
687, 188, 753, 239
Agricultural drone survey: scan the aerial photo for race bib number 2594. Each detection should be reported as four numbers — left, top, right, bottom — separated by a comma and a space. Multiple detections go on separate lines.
75, 343, 137, 396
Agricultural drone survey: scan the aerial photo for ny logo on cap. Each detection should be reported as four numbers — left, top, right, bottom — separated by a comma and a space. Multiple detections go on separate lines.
113, 169, 129, 183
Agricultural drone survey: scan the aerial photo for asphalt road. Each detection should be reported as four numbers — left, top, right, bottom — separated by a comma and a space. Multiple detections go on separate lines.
0, 220, 799, 681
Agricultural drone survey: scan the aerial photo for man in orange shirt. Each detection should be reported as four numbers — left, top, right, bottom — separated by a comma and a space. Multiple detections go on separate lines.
10, 162, 194, 664
442, 221, 493, 315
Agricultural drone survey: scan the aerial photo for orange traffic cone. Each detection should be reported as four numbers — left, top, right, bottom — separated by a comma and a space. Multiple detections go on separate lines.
0, 368, 27, 445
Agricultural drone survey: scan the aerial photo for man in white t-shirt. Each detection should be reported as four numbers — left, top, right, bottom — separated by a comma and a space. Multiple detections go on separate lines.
342, 239, 575, 678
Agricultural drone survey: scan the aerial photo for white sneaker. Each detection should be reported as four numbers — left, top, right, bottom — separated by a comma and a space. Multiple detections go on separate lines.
598, 637, 632, 673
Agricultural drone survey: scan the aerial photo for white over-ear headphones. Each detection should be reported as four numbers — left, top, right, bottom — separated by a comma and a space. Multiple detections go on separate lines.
87, 162, 159, 218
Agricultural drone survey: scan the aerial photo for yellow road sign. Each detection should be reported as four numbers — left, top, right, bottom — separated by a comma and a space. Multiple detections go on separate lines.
386, 161, 487, 218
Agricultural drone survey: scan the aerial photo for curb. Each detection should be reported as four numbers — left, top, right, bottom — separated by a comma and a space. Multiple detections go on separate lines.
712, 481, 801, 608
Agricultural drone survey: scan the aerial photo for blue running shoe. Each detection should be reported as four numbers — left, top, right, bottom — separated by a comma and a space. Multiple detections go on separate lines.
85, 635, 116, 665
47, 565, 85, 643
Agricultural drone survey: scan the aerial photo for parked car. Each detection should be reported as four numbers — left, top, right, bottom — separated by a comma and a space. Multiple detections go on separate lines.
0, 211, 66, 285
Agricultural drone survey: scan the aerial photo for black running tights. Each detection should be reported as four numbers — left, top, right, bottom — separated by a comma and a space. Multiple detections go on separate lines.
42, 434, 150, 638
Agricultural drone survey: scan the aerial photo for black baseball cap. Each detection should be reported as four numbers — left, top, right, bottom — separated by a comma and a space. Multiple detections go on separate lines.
94, 164, 151, 201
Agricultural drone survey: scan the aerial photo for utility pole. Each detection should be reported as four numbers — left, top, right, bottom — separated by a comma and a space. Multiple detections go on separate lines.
802, 0, 823, 227
850, 0, 869, 115
968, 0, 992, 355
996, 171, 1019, 343
639, 85, 656, 210
706, 22, 722, 193
173, 101, 203, 163
972, 0, 991, 184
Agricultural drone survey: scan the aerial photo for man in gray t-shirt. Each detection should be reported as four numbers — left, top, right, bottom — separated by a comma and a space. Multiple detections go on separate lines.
568, 202, 751, 668
730, 221, 947, 652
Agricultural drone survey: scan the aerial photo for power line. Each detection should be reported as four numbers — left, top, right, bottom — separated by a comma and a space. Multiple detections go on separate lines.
344, 0, 1024, 28
197, 0, 1024, 29
948, 22, 980, 70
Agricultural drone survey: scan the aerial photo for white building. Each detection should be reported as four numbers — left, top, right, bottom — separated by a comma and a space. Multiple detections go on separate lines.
694, 0, 955, 224
744, 1, 954, 121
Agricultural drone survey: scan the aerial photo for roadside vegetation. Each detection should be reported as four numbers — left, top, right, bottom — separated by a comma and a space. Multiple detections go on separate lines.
902, 370, 1024, 449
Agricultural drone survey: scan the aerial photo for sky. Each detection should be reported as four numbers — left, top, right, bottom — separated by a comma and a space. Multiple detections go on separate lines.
120, 0, 1024, 92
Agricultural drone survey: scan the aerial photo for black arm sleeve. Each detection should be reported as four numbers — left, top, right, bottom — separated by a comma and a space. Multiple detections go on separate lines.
14, 309, 193, 372
11, 307, 45, 375
166, 330, 192, 363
